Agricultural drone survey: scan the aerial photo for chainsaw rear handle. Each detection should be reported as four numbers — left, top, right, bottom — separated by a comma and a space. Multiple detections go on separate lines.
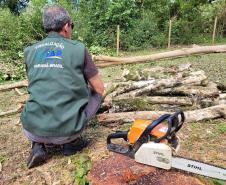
107, 131, 128, 144
107, 131, 131, 155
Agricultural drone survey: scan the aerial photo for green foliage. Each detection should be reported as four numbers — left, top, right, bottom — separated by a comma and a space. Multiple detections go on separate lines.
210, 178, 225, 185
0, 0, 226, 82
71, 153, 92, 185
216, 122, 226, 134
77, 0, 139, 48
0, 154, 7, 163
77, 0, 226, 49
0, 0, 76, 82
89, 45, 114, 55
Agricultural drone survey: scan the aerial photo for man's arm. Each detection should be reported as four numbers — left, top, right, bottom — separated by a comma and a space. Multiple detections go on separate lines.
83, 48, 105, 96
88, 74, 104, 96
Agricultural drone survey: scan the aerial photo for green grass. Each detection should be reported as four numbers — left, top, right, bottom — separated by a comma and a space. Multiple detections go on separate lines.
99, 53, 226, 85
216, 122, 226, 134
210, 178, 225, 185
71, 153, 92, 185
0, 154, 7, 163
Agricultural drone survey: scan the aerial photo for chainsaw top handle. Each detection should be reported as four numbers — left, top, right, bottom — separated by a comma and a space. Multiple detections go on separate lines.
169, 110, 185, 133
154, 110, 185, 143
107, 131, 130, 155
137, 114, 171, 143
137, 110, 185, 143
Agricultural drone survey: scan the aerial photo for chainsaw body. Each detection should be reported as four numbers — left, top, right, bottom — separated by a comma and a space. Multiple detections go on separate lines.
107, 111, 226, 181
135, 142, 172, 170
107, 110, 185, 158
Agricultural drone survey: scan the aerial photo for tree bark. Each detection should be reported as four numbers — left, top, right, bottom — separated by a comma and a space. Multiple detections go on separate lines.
108, 71, 208, 98
113, 96, 193, 106
97, 104, 226, 126
0, 80, 28, 92
94, 44, 226, 67
97, 111, 166, 126
155, 82, 219, 98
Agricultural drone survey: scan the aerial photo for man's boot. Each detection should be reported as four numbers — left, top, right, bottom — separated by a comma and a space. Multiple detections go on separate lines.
27, 142, 47, 169
62, 137, 88, 156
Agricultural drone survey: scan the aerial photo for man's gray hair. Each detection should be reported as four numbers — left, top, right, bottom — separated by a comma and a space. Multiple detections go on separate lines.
43, 5, 71, 32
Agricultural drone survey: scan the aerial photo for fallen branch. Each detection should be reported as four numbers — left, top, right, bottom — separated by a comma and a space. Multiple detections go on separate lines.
97, 104, 226, 126
185, 104, 226, 122
94, 44, 226, 67
0, 105, 23, 117
15, 88, 26, 96
0, 80, 28, 92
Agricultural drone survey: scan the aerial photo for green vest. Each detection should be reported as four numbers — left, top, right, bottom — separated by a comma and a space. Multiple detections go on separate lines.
21, 32, 89, 137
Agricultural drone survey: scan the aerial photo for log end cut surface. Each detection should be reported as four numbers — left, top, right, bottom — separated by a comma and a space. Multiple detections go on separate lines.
88, 153, 206, 185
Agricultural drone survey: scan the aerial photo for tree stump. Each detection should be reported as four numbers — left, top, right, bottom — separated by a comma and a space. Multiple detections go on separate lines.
88, 153, 207, 185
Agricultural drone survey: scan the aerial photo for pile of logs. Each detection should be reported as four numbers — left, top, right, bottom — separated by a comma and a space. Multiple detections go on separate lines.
0, 63, 225, 124
96, 63, 226, 125
103, 63, 224, 113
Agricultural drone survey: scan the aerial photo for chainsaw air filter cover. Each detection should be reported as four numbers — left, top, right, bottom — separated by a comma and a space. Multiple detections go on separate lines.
128, 119, 168, 145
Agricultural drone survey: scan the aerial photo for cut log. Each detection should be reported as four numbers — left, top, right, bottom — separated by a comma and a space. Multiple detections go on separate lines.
97, 111, 167, 126
220, 93, 226, 100
185, 104, 226, 122
180, 70, 207, 86
155, 82, 219, 98
121, 63, 193, 82
113, 96, 193, 106
216, 82, 226, 91
110, 72, 208, 98
97, 104, 226, 126
107, 80, 156, 98
94, 44, 226, 67
0, 80, 28, 92
109, 96, 194, 113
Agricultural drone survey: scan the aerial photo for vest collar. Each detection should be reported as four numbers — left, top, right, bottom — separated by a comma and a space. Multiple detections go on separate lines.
47, 32, 64, 38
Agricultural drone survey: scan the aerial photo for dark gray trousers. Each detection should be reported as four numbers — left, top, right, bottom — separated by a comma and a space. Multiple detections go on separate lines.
23, 90, 102, 145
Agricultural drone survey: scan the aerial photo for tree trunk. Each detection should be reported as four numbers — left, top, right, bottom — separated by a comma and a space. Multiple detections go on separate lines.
97, 104, 226, 126
94, 45, 226, 67
88, 153, 206, 185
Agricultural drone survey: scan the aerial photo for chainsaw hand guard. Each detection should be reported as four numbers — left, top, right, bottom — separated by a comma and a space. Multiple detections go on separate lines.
154, 110, 185, 143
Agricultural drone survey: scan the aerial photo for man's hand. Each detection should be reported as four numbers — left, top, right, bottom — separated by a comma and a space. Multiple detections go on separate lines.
88, 74, 104, 96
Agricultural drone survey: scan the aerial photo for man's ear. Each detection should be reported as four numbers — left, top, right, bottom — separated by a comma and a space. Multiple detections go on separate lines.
62, 23, 70, 33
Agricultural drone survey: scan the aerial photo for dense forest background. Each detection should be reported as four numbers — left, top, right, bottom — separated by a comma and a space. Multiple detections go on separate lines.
0, 0, 226, 81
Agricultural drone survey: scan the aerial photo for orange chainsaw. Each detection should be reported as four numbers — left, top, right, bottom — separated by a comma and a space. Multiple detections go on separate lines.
107, 110, 226, 180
